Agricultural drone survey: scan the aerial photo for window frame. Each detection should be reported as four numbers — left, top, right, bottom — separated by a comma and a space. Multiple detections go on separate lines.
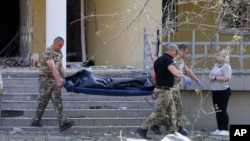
162, 0, 177, 34
220, 0, 250, 34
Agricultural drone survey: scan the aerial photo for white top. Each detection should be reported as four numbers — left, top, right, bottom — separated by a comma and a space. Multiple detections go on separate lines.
209, 63, 232, 90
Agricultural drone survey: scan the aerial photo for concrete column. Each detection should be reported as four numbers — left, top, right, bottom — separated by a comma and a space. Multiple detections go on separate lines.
81, 0, 86, 62
20, 0, 31, 58
46, 0, 67, 67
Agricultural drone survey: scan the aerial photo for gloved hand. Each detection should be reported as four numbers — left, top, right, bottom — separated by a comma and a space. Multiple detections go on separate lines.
61, 78, 66, 86
183, 76, 192, 85
196, 80, 204, 88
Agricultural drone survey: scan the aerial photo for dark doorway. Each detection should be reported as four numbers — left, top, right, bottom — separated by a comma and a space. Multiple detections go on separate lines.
67, 0, 83, 62
0, 0, 20, 57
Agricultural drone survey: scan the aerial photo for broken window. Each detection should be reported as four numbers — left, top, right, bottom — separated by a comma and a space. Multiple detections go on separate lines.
222, 0, 250, 32
162, 0, 177, 33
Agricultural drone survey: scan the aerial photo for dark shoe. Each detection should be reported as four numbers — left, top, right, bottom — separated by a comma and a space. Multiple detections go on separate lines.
151, 125, 162, 135
31, 121, 42, 127
178, 126, 188, 136
136, 128, 151, 139
60, 120, 74, 131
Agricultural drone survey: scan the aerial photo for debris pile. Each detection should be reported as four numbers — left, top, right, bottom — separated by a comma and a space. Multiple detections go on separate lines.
0, 57, 31, 68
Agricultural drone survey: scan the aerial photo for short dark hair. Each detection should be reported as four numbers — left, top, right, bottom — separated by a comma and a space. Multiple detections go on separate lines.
178, 44, 187, 50
54, 36, 64, 43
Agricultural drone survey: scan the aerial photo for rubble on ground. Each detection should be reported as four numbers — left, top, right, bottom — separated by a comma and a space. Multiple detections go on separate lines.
0, 57, 31, 68
0, 129, 229, 141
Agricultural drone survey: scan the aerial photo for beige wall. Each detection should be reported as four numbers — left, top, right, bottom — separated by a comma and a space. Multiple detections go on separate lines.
86, 0, 162, 68
30, 0, 46, 63
28, 0, 250, 70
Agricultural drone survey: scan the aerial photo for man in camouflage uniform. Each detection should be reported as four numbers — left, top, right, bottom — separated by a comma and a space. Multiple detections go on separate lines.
136, 44, 192, 139
31, 36, 74, 131
151, 44, 203, 136
171, 50, 188, 135
172, 44, 203, 135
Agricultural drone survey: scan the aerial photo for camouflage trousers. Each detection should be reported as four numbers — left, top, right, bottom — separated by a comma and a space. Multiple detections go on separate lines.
32, 77, 67, 125
168, 89, 182, 127
140, 88, 177, 133
153, 85, 183, 127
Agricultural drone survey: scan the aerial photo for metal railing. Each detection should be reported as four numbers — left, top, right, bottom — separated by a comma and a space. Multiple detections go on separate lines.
144, 30, 250, 73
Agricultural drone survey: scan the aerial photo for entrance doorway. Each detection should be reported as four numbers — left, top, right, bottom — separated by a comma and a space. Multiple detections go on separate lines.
0, 0, 20, 57
0, 0, 86, 64
67, 0, 86, 62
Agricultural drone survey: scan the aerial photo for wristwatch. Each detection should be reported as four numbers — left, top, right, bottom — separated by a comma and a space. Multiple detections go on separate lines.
213, 76, 216, 81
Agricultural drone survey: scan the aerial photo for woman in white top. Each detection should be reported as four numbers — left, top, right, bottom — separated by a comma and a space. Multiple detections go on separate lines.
209, 49, 232, 136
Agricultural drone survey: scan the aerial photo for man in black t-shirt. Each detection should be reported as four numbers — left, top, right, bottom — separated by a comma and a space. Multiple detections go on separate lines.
137, 44, 191, 139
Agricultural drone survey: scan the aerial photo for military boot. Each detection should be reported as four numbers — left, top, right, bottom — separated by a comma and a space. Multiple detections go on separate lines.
136, 128, 151, 139
60, 120, 74, 132
178, 126, 188, 136
151, 125, 162, 135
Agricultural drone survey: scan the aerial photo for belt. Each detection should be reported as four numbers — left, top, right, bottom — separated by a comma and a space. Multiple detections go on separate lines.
155, 86, 170, 90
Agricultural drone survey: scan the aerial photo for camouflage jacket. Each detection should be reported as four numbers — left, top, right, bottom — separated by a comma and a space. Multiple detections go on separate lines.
173, 57, 187, 87
39, 47, 63, 77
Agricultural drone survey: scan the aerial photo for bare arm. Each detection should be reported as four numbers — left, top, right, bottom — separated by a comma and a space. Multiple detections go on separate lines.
210, 76, 230, 82
168, 65, 185, 78
151, 69, 156, 85
209, 64, 231, 82
59, 63, 66, 78
46, 59, 63, 88
217, 76, 230, 82
185, 67, 199, 82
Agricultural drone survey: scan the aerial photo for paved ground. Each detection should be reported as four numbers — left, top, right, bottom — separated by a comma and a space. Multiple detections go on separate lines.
0, 128, 229, 141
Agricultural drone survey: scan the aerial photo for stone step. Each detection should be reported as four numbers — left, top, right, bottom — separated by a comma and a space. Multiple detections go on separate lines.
2, 85, 69, 93
0, 68, 142, 79
1, 100, 154, 110
3, 86, 39, 93
2, 78, 38, 85
0, 71, 154, 132
1, 109, 152, 118
0, 117, 146, 127
1, 93, 152, 101
0, 125, 141, 133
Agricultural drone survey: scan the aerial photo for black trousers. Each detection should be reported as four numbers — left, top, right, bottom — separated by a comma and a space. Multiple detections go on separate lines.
212, 87, 231, 131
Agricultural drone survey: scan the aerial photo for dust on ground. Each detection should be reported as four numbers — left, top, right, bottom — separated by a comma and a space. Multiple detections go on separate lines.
0, 129, 229, 141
